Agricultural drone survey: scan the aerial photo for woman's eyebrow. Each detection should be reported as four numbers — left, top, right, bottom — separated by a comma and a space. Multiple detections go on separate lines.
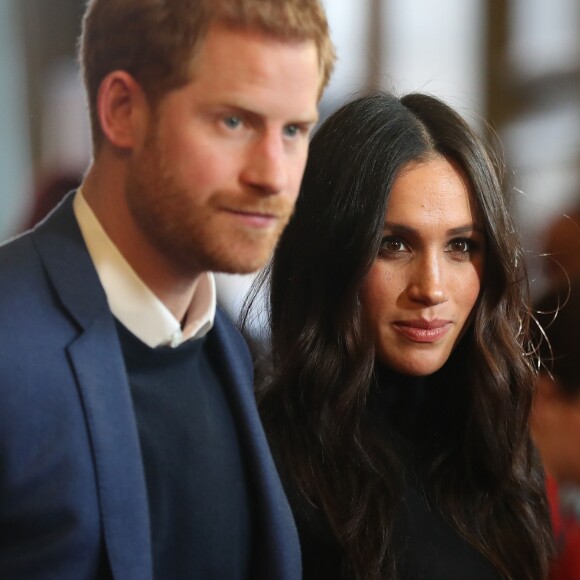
447, 225, 485, 236
382, 223, 484, 236
382, 223, 416, 235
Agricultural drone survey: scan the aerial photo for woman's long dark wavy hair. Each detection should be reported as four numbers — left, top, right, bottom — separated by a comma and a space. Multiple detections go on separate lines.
250, 92, 553, 579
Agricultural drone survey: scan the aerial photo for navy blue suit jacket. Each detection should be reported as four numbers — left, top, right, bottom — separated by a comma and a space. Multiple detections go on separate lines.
0, 194, 301, 579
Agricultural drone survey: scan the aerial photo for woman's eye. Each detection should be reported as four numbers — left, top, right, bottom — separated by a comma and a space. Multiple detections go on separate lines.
447, 238, 479, 257
380, 237, 408, 254
450, 239, 470, 252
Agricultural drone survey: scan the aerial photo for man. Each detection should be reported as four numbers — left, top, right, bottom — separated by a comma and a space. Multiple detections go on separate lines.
0, 1, 334, 578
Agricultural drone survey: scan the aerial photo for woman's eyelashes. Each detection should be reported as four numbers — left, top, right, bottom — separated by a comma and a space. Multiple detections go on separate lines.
379, 236, 410, 256
445, 237, 482, 260
378, 235, 482, 260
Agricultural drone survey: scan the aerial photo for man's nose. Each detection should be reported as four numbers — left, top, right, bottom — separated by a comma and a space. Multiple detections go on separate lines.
240, 132, 288, 195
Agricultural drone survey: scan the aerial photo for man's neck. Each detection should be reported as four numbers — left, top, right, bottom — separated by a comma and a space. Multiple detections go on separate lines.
80, 165, 202, 323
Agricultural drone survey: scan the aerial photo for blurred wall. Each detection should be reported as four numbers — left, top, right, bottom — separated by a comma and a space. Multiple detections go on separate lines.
0, 0, 87, 241
502, 0, 580, 297
382, 0, 486, 124
0, 0, 32, 238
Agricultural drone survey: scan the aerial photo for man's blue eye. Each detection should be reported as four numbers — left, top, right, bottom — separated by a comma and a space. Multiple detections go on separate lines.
224, 116, 241, 129
284, 124, 299, 137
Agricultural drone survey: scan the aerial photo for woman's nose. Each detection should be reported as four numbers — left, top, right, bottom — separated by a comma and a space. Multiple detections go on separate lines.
407, 254, 448, 306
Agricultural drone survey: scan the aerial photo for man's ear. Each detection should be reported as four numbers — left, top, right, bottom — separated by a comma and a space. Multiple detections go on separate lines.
97, 71, 149, 150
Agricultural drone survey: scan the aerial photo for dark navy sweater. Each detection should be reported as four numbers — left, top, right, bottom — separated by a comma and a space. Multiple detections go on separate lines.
278, 367, 501, 580
116, 321, 253, 579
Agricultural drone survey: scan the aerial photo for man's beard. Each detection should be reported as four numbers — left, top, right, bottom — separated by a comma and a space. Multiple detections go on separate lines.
124, 128, 295, 278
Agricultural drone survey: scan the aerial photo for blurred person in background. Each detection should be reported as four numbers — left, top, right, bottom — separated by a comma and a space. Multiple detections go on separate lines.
540, 204, 580, 293
0, 0, 334, 579
534, 279, 580, 580
246, 92, 553, 579
21, 172, 82, 231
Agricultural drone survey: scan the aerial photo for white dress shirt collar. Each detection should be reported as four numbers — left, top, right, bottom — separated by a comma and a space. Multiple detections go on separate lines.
73, 189, 216, 348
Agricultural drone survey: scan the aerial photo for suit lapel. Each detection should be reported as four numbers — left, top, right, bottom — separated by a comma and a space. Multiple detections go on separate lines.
32, 195, 153, 580
208, 311, 301, 579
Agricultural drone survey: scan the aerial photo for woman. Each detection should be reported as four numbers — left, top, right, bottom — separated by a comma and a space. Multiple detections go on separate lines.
247, 92, 553, 579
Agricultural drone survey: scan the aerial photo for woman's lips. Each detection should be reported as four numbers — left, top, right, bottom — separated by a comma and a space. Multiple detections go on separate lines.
393, 319, 452, 343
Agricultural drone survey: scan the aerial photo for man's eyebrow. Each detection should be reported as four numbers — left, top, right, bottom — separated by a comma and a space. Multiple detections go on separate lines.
211, 101, 319, 126
298, 111, 320, 126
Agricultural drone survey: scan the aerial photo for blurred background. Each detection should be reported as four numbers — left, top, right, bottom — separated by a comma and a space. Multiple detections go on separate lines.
1, 0, 579, 308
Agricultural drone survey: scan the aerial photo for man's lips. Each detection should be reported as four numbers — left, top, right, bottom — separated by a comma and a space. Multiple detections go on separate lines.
392, 319, 452, 343
223, 207, 282, 228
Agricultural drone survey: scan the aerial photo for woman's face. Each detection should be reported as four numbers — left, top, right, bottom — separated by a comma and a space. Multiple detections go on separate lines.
360, 155, 485, 376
